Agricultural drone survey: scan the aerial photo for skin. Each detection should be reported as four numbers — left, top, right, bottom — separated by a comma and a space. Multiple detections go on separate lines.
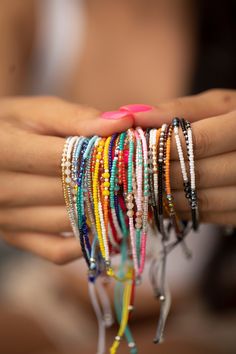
0, 2, 235, 353
0, 0, 198, 264
0, 95, 134, 264
0, 90, 235, 265
132, 89, 236, 225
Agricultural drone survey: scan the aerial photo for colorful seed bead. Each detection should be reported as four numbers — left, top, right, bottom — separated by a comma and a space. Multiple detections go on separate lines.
92, 138, 106, 259
61, 120, 199, 354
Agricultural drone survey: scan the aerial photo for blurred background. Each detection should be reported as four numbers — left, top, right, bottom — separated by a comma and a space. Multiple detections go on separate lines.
0, 1, 236, 353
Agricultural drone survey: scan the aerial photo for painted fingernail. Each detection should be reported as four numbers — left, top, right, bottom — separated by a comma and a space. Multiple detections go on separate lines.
120, 104, 153, 113
101, 110, 131, 120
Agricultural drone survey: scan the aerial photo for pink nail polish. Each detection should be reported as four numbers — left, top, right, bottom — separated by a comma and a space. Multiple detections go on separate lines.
101, 110, 131, 120
120, 104, 153, 113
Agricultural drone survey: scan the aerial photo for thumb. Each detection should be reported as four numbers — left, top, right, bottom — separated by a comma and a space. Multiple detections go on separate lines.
120, 89, 236, 128
2, 96, 134, 137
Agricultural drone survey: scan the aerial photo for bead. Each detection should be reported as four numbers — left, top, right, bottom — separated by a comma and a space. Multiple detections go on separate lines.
65, 177, 71, 183
136, 211, 143, 216
127, 202, 134, 209
127, 210, 134, 217
61, 123, 199, 352
128, 342, 136, 348
126, 194, 134, 201
102, 172, 110, 178
160, 295, 165, 302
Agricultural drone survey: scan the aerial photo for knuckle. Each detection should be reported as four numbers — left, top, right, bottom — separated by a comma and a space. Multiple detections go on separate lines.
0, 183, 16, 207
0, 189, 11, 207
198, 191, 210, 212
194, 161, 201, 188
204, 88, 232, 98
194, 129, 210, 158
205, 89, 236, 110
51, 245, 70, 265
172, 97, 185, 114
74, 105, 100, 122
56, 218, 71, 234
205, 88, 224, 96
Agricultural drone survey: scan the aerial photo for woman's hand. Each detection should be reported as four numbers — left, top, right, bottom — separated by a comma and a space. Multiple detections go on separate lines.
0, 96, 133, 263
126, 89, 236, 225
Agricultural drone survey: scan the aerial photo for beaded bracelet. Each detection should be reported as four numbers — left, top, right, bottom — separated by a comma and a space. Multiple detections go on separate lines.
173, 118, 199, 230
110, 137, 124, 243
181, 119, 199, 230
61, 120, 199, 354
164, 124, 184, 238
136, 127, 149, 276
158, 124, 168, 239
148, 128, 159, 229
92, 138, 106, 260
61, 136, 81, 240
126, 129, 139, 276
134, 129, 143, 256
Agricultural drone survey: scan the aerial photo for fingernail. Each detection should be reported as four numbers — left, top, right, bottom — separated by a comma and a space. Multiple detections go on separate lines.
119, 104, 153, 113
101, 110, 131, 120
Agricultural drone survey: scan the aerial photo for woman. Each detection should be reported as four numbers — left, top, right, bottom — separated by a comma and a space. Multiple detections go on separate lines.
0, 0, 235, 353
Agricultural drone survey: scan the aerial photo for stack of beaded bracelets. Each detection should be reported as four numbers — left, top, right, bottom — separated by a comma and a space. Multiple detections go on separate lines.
61, 118, 199, 354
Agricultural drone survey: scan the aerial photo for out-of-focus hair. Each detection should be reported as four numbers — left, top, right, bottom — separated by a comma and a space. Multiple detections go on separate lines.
192, 0, 236, 93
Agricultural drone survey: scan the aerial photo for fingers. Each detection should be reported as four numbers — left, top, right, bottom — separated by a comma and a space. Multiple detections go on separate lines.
170, 110, 236, 160
132, 89, 236, 127
3, 127, 134, 176
0, 131, 64, 175
2, 151, 235, 208
0, 206, 71, 233
179, 211, 236, 226
0, 96, 134, 137
1, 232, 81, 265
174, 186, 236, 213
3, 189, 233, 232
1, 118, 134, 177
170, 152, 236, 190
0, 172, 63, 207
